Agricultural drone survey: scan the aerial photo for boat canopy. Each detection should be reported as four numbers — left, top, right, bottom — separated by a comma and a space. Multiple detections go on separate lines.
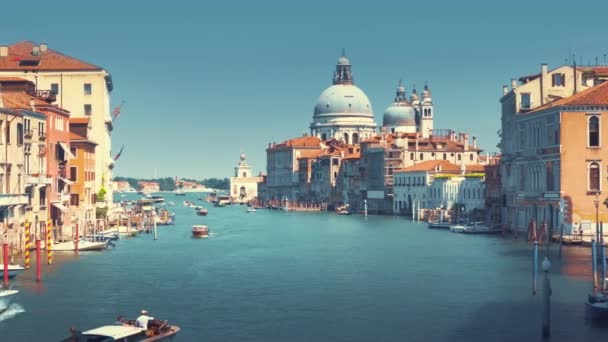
82, 325, 144, 339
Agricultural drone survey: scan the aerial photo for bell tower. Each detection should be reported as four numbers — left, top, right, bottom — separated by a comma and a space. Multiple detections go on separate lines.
420, 83, 434, 138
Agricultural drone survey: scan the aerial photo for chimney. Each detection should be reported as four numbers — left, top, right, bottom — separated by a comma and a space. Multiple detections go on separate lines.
463, 134, 469, 150
511, 79, 517, 90
40, 43, 48, 52
30, 99, 36, 112
502, 85, 508, 95
32, 45, 40, 56
0, 46, 7, 57
472, 136, 477, 149
540, 63, 548, 105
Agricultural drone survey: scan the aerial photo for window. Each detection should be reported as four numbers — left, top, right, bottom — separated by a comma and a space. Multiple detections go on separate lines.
19, 60, 39, 67
521, 93, 531, 109
39, 187, 46, 207
38, 122, 45, 137
4, 121, 9, 144
84, 104, 92, 115
590, 162, 600, 192
546, 162, 554, 191
420, 153, 424, 160
70, 147, 77, 157
84, 83, 92, 95
69, 166, 77, 182
17, 123, 23, 146
443, 153, 446, 160
51, 83, 59, 95
589, 115, 600, 147
552, 73, 565, 87
70, 194, 79, 207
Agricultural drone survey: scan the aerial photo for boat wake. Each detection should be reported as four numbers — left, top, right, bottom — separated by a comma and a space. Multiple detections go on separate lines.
0, 303, 25, 322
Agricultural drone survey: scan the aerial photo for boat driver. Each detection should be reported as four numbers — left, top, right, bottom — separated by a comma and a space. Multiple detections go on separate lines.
136, 309, 154, 330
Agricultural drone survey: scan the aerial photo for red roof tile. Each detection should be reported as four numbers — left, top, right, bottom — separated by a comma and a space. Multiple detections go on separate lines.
69, 117, 90, 124
0, 41, 101, 71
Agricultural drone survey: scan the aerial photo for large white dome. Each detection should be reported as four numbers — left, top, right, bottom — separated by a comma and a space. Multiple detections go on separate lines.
313, 84, 373, 118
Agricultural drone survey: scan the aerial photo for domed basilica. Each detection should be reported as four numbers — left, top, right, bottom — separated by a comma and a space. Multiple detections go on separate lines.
310, 52, 435, 142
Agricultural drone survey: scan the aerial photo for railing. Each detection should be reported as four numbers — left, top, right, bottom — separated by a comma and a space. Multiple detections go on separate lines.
26, 89, 56, 103
0, 194, 29, 206
39, 132, 46, 140
24, 129, 33, 138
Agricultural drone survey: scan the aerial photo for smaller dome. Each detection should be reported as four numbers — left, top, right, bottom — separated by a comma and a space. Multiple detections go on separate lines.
240, 153, 246, 161
410, 91, 419, 102
337, 56, 350, 65
383, 103, 416, 127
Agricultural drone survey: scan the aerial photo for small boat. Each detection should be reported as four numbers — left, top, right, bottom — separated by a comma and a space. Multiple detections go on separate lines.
192, 225, 209, 238
61, 321, 181, 342
462, 222, 502, 234
214, 202, 226, 208
175, 189, 187, 196
0, 264, 25, 279
587, 301, 608, 320
336, 205, 351, 215
183, 200, 194, 208
247, 208, 256, 213
196, 208, 208, 216
0, 288, 19, 311
53, 240, 108, 252
449, 224, 466, 233
428, 221, 451, 229
194, 205, 203, 210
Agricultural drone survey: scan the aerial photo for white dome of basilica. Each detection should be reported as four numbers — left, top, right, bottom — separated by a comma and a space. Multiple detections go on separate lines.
314, 84, 373, 118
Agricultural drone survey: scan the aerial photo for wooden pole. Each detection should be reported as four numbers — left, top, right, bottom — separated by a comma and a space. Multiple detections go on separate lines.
592, 239, 598, 290
47, 219, 53, 265
3, 236, 9, 287
25, 221, 31, 269
75, 223, 79, 255
541, 257, 551, 338
153, 217, 158, 240
533, 241, 538, 295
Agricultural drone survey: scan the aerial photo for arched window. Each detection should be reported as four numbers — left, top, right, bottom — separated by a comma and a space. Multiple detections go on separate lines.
352, 133, 359, 144
428, 109, 432, 116
589, 116, 600, 147
343, 132, 349, 144
321, 133, 327, 141
590, 162, 600, 192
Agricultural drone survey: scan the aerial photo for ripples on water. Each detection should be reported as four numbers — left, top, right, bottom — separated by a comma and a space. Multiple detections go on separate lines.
2, 194, 608, 341
0, 304, 25, 322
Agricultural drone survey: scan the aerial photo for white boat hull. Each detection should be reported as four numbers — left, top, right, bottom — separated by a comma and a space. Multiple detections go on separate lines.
0, 265, 25, 279
0, 289, 19, 311
53, 240, 108, 252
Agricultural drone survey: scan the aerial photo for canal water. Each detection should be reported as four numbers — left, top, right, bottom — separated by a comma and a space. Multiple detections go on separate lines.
1, 192, 608, 341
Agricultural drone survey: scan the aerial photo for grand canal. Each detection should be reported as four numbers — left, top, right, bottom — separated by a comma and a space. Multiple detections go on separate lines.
1, 193, 608, 341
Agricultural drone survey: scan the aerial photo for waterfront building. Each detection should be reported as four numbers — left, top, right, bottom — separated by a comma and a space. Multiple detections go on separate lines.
393, 160, 485, 216
310, 52, 377, 143
112, 180, 131, 192
229, 154, 263, 203
138, 181, 159, 193
483, 156, 502, 224
383, 81, 434, 138
500, 64, 608, 234
0, 41, 115, 211
175, 179, 207, 191
265, 136, 323, 202
68, 118, 97, 223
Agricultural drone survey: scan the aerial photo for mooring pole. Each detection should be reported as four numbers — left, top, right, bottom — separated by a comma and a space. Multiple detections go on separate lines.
3, 234, 9, 287
533, 241, 539, 295
592, 239, 598, 290
541, 257, 552, 338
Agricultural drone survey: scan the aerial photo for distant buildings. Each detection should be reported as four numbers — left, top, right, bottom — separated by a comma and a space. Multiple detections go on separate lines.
499, 63, 608, 234
260, 52, 491, 216
229, 154, 262, 203
138, 181, 159, 193
112, 180, 131, 192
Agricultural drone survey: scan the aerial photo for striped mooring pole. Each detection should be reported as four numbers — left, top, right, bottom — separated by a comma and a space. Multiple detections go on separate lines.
46, 219, 53, 265
25, 221, 31, 269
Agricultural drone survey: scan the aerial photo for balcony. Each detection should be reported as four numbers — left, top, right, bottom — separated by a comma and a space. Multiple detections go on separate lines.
25, 174, 52, 185
0, 194, 28, 207
27, 89, 56, 103
24, 129, 33, 139
39, 132, 46, 141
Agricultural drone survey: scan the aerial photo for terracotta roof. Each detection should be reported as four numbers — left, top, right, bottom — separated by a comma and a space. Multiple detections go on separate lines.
1, 91, 49, 109
395, 160, 462, 173
528, 81, 608, 113
0, 77, 28, 82
297, 150, 325, 159
465, 165, 486, 172
270, 136, 321, 149
0, 41, 101, 71
70, 117, 89, 124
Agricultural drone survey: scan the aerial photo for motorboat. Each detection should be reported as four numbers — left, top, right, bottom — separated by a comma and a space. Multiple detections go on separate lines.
587, 301, 608, 320
450, 224, 466, 233
247, 207, 256, 213
0, 288, 19, 312
192, 225, 209, 238
428, 221, 451, 229
53, 239, 108, 252
0, 264, 25, 279
183, 200, 194, 208
194, 205, 203, 210
175, 189, 187, 196
336, 205, 351, 215
61, 320, 180, 342
462, 222, 502, 234
214, 202, 226, 208
196, 208, 208, 216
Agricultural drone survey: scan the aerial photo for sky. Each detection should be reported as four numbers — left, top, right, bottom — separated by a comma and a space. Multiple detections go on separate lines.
2, 0, 608, 178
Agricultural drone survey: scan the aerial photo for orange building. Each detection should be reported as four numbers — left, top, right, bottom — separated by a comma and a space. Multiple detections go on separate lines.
502, 81, 608, 235
68, 118, 97, 222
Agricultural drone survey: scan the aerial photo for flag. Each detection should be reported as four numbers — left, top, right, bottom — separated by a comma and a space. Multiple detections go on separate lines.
112, 100, 125, 120
113, 145, 124, 161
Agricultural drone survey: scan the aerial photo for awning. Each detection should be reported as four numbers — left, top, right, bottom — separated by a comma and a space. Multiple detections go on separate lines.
51, 202, 68, 212
59, 177, 74, 185
58, 142, 76, 160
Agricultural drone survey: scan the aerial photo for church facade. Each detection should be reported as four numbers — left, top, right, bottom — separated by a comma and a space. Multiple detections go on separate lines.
229, 154, 263, 204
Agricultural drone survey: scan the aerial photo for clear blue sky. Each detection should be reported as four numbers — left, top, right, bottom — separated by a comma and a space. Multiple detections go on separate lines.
3, 0, 607, 178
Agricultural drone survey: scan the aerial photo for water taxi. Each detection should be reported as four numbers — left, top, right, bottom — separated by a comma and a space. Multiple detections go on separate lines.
196, 208, 208, 216
192, 225, 209, 238
0, 264, 25, 278
62, 321, 180, 341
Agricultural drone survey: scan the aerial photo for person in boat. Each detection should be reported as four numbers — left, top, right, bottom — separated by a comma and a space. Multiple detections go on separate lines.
69, 326, 83, 341
114, 315, 129, 326
136, 309, 154, 331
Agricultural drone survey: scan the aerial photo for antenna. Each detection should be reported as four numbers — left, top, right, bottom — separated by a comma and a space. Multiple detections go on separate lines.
604, 54, 607, 66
